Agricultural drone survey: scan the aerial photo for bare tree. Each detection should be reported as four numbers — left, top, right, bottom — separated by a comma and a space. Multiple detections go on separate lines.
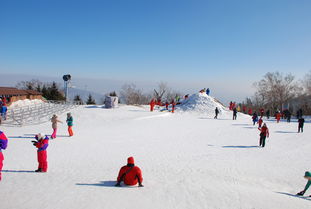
303, 70, 311, 95
120, 84, 151, 105
16, 79, 43, 91
253, 72, 300, 111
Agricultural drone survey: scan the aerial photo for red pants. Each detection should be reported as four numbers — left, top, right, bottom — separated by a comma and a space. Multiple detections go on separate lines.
68, 126, 73, 136
0, 152, 3, 180
37, 150, 48, 172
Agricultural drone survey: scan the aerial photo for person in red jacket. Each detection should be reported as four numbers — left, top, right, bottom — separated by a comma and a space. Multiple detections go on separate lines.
258, 123, 269, 147
248, 108, 252, 115
32, 133, 49, 172
258, 117, 263, 128
115, 156, 143, 187
276, 111, 281, 123
150, 99, 155, 112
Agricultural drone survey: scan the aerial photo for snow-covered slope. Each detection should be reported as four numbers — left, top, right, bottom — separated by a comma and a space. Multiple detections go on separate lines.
0, 104, 310, 209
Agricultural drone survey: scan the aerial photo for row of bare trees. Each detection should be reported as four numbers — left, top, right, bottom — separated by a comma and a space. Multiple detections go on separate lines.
120, 82, 182, 105
244, 71, 311, 115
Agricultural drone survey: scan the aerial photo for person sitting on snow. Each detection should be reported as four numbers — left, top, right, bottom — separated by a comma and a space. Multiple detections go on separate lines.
32, 133, 49, 172
297, 171, 311, 197
115, 156, 143, 187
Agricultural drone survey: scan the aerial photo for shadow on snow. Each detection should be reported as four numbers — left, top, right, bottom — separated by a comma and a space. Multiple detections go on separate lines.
2, 169, 36, 173
222, 146, 259, 148
276, 192, 311, 201
76, 181, 140, 188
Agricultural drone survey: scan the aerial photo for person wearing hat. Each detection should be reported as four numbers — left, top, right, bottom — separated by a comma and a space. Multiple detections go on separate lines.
50, 114, 62, 139
0, 130, 8, 181
32, 133, 49, 172
297, 171, 311, 196
66, 113, 74, 137
115, 156, 143, 187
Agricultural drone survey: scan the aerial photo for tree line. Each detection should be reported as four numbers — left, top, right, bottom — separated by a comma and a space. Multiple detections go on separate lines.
242, 71, 311, 115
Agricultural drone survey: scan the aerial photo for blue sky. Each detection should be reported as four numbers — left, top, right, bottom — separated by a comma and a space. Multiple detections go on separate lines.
1, 0, 311, 103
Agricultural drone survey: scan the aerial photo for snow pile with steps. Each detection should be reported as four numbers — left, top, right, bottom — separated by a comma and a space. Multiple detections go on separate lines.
177, 92, 227, 114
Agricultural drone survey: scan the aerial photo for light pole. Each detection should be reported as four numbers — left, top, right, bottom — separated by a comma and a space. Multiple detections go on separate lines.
63, 74, 71, 102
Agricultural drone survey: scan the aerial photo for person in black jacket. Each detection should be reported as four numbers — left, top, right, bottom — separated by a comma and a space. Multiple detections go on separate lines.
298, 117, 305, 133
233, 107, 237, 120
214, 107, 219, 119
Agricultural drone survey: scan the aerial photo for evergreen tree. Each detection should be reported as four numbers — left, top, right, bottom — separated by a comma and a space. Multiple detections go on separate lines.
48, 82, 65, 101
74, 95, 83, 105
86, 94, 96, 105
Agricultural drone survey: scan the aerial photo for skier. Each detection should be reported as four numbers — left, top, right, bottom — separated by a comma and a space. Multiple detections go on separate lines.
233, 107, 237, 120
297, 171, 311, 197
32, 133, 49, 172
252, 112, 258, 125
0, 130, 8, 181
258, 117, 263, 128
298, 117, 305, 133
66, 112, 74, 137
149, 98, 155, 112
214, 107, 219, 119
258, 123, 269, 147
51, 114, 62, 139
115, 156, 143, 187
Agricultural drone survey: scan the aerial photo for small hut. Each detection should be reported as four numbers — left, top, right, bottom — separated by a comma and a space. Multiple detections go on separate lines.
104, 96, 118, 108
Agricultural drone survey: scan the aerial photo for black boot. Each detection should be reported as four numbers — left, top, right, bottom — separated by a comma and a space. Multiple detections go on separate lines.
35, 168, 42, 172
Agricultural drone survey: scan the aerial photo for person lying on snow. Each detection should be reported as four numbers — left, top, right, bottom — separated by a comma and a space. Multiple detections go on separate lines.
115, 156, 143, 187
297, 171, 311, 197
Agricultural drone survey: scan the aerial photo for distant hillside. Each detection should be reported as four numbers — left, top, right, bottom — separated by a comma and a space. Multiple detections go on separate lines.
67, 88, 106, 104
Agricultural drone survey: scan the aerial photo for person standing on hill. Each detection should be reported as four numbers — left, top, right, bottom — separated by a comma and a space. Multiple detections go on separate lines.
32, 133, 49, 172
115, 156, 143, 187
66, 113, 74, 137
171, 99, 176, 113
266, 110, 270, 119
297, 171, 311, 197
214, 107, 219, 119
252, 112, 258, 125
51, 114, 62, 139
276, 111, 281, 123
149, 98, 155, 112
258, 117, 263, 128
0, 130, 8, 181
206, 88, 210, 95
233, 107, 237, 120
258, 123, 269, 147
298, 117, 305, 133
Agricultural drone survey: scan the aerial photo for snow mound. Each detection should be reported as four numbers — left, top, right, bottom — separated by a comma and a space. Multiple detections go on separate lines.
9, 99, 44, 108
177, 93, 227, 114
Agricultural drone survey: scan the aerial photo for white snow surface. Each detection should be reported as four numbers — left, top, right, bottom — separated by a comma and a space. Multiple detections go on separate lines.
9, 99, 44, 108
0, 104, 310, 209
178, 93, 226, 114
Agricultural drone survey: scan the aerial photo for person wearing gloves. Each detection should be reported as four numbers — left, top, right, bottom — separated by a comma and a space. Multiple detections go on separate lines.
32, 133, 49, 172
297, 171, 311, 197
66, 113, 74, 137
0, 130, 8, 181
115, 156, 143, 187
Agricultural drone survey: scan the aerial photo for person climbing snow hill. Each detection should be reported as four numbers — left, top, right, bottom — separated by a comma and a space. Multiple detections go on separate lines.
115, 156, 143, 187
258, 123, 269, 147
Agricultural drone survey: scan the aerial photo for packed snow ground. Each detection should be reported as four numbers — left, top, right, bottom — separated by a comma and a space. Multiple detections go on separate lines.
0, 103, 310, 209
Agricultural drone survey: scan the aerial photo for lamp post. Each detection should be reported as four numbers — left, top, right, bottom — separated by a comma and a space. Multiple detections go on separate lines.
63, 74, 71, 102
